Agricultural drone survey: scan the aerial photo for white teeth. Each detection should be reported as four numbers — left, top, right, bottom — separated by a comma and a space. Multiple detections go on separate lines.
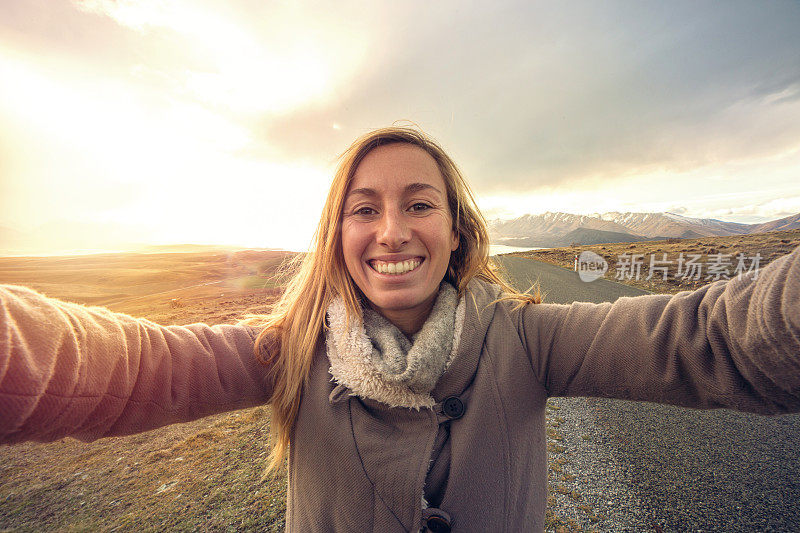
371, 259, 421, 275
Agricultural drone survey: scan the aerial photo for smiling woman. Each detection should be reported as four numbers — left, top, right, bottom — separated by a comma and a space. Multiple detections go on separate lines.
1, 126, 800, 533
250, 127, 532, 474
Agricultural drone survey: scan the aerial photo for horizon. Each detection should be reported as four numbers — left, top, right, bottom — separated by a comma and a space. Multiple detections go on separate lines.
1, 1, 799, 253
2, 208, 797, 257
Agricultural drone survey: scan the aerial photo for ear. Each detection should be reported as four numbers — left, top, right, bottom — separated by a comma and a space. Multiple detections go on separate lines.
450, 229, 459, 252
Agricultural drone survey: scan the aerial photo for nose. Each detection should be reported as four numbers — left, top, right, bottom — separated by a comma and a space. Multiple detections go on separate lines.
376, 208, 411, 250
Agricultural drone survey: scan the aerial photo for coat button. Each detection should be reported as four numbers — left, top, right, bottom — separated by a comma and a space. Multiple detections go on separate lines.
442, 396, 465, 419
425, 515, 451, 533
423, 508, 452, 533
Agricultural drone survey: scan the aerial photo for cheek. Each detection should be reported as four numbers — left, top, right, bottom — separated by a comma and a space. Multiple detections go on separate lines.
425, 217, 457, 254
341, 224, 366, 273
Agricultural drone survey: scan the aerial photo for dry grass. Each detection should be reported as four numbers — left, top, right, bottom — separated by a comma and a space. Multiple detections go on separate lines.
0, 248, 293, 323
508, 229, 800, 294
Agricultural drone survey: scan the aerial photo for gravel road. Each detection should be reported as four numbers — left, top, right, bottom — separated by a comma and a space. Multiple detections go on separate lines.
496, 255, 649, 304
495, 255, 800, 532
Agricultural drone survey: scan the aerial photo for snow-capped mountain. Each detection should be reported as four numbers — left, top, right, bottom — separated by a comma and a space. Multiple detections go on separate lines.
591, 211, 752, 238
489, 211, 800, 247
488, 212, 632, 238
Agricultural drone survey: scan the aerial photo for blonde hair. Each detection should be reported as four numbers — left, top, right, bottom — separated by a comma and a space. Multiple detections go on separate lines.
253, 126, 538, 472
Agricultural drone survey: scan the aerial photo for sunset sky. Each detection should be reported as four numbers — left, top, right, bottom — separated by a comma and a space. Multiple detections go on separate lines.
1, 1, 799, 252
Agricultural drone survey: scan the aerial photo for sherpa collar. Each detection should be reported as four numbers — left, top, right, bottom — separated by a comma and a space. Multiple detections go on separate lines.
325, 283, 466, 409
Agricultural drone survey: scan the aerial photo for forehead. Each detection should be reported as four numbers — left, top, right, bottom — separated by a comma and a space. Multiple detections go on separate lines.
348, 143, 446, 195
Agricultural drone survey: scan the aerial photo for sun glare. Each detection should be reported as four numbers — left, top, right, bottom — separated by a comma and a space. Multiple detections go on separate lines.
0, 41, 332, 252
0, 1, 374, 252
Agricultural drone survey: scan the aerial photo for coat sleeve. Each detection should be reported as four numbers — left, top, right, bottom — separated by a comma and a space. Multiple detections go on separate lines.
0, 285, 274, 444
517, 245, 800, 414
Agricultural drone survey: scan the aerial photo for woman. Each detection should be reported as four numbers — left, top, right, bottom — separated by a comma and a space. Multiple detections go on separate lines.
1, 126, 799, 532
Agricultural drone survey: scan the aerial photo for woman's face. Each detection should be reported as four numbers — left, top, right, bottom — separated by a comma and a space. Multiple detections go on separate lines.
341, 143, 459, 333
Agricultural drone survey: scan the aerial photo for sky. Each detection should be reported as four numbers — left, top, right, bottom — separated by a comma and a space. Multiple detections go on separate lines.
1, 0, 799, 252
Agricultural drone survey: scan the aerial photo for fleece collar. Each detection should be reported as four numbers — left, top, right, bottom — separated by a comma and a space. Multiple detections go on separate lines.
325, 283, 466, 409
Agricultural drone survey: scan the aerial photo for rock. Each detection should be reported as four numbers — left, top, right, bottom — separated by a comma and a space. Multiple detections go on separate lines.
155, 480, 179, 494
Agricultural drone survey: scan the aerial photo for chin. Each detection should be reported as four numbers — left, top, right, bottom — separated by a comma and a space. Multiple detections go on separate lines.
370, 294, 422, 311
366, 288, 432, 312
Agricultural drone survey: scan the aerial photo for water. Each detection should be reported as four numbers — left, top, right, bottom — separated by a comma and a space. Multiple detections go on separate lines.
489, 244, 545, 256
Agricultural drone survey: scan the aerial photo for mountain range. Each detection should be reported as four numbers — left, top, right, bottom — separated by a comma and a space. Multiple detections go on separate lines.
489, 211, 800, 247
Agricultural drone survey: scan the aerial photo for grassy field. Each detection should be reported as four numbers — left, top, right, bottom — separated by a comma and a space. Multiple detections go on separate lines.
1, 233, 797, 532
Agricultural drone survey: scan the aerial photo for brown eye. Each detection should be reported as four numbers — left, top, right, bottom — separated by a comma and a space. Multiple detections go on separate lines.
354, 207, 377, 216
409, 203, 432, 212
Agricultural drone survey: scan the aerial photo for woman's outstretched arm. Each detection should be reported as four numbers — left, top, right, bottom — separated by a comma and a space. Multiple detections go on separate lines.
518, 245, 800, 414
0, 285, 274, 444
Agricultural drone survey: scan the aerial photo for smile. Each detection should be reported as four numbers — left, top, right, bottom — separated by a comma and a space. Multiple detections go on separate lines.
368, 258, 422, 275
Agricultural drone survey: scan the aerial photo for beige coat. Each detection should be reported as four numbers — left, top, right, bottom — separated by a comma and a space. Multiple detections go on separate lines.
2, 246, 799, 532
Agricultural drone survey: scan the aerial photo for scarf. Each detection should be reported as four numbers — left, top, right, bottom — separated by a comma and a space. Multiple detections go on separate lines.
325, 283, 465, 409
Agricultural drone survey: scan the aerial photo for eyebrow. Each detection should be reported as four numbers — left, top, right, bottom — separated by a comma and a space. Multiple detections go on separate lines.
346, 182, 443, 199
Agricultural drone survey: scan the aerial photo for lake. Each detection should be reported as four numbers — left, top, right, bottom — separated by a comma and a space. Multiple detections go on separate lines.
489, 244, 545, 255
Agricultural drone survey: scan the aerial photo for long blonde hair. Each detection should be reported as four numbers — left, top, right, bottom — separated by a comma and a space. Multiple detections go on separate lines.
253, 126, 538, 472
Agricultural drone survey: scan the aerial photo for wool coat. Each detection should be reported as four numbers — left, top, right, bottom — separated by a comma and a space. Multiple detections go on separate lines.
2, 246, 800, 532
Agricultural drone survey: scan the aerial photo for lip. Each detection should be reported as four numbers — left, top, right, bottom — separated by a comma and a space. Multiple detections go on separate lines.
366, 256, 425, 277
368, 254, 424, 262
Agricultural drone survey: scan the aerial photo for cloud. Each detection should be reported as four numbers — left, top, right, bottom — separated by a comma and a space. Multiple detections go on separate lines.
0, 0, 202, 78
249, 1, 800, 195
